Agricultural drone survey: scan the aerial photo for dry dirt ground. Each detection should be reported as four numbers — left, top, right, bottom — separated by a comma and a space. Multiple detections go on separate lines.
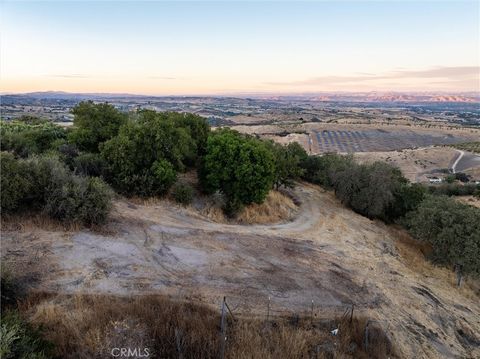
356, 147, 480, 183
2, 183, 480, 358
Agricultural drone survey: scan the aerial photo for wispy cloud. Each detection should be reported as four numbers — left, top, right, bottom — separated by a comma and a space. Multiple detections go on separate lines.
46, 74, 91, 79
268, 66, 480, 87
147, 76, 177, 80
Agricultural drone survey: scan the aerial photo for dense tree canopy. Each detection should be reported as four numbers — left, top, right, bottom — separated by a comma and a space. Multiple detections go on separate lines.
300, 153, 354, 188
200, 129, 275, 214
69, 101, 127, 152
101, 110, 207, 196
0, 120, 66, 157
404, 196, 480, 276
268, 141, 307, 189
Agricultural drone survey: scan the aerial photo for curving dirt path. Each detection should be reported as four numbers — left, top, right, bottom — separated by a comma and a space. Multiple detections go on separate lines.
2, 183, 480, 358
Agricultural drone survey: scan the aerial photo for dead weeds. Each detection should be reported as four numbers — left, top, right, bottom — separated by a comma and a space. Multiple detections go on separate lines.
17, 293, 397, 359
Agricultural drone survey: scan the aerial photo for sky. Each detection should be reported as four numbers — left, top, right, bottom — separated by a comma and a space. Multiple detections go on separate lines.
1, 1, 479, 95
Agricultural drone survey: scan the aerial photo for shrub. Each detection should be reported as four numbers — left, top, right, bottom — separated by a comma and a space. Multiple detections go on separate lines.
300, 153, 354, 188
43, 166, 113, 225
0, 121, 66, 157
0, 311, 53, 359
69, 101, 127, 152
384, 183, 426, 222
1, 266, 23, 311
428, 183, 479, 197
77, 177, 113, 225
57, 143, 80, 168
200, 129, 275, 209
332, 161, 407, 220
403, 196, 480, 276
151, 159, 177, 196
454, 172, 470, 183
73, 152, 108, 177
101, 111, 207, 196
268, 141, 307, 189
0, 154, 112, 225
0, 152, 33, 213
172, 183, 194, 205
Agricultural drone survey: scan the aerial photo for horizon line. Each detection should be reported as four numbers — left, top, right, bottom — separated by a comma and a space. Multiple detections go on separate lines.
2, 89, 480, 98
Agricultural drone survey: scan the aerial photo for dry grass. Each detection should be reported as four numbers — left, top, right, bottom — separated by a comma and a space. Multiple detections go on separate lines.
16, 293, 397, 359
236, 190, 299, 224
391, 226, 480, 299
200, 190, 299, 225
455, 195, 480, 209
0, 212, 81, 232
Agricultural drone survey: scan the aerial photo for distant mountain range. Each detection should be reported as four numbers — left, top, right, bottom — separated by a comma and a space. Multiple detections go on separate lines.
2, 91, 479, 103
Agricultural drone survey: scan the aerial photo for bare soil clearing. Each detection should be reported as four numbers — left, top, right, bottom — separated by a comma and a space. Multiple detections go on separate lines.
355, 146, 480, 182
2, 183, 479, 358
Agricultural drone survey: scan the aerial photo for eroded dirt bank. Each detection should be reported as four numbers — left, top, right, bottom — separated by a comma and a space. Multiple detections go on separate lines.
2, 183, 479, 358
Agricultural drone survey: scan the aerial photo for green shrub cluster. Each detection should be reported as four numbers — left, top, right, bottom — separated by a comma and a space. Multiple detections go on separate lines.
300, 153, 479, 276
0, 311, 53, 359
68, 101, 127, 152
101, 110, 208, 196
172, 183, 194, 205
72, 152, 108, 178
1, 153, 112, 225
403, 196, 480, 276
200, 129, 275, 215
267, 141, 307, 189
300, 153, 354, 188
427, 183, 479, 197
0, 120, 66, 157
300, 154, 426, 221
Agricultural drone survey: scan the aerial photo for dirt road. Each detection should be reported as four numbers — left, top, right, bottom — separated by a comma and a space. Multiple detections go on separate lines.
2, 183, 479, 358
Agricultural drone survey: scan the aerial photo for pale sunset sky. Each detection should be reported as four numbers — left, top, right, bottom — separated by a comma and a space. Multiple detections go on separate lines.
1, 0, 479, 95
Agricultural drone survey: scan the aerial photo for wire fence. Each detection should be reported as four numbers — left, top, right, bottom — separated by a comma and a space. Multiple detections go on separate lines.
216, 295, 384, 359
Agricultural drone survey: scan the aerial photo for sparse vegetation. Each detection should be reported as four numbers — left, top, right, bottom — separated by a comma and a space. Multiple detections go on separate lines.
452, 141, 480, 154
12, 293, 395, 359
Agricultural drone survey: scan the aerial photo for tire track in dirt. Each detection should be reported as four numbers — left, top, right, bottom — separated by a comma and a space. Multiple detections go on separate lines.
2, 183, 479, 358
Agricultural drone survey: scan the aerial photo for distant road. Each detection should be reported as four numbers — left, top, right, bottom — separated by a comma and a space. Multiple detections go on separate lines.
452, 150, 480, 173
451, 150, 464, 174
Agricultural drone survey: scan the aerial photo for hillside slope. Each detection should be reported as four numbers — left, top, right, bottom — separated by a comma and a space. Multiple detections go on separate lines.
2, 183, 479, 358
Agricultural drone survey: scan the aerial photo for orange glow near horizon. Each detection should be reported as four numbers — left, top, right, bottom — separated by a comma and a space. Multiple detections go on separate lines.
1, 1, 479, 95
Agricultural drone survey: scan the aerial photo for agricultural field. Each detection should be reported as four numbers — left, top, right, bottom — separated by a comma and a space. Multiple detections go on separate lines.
311, 128, 466, 153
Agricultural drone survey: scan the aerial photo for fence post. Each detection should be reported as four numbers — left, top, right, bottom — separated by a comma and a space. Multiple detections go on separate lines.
364, 320, 370, 352
219, 297, 226, 359
266, 296, 270, 322
311, 300, 314, 325
175, 328, 183, 359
